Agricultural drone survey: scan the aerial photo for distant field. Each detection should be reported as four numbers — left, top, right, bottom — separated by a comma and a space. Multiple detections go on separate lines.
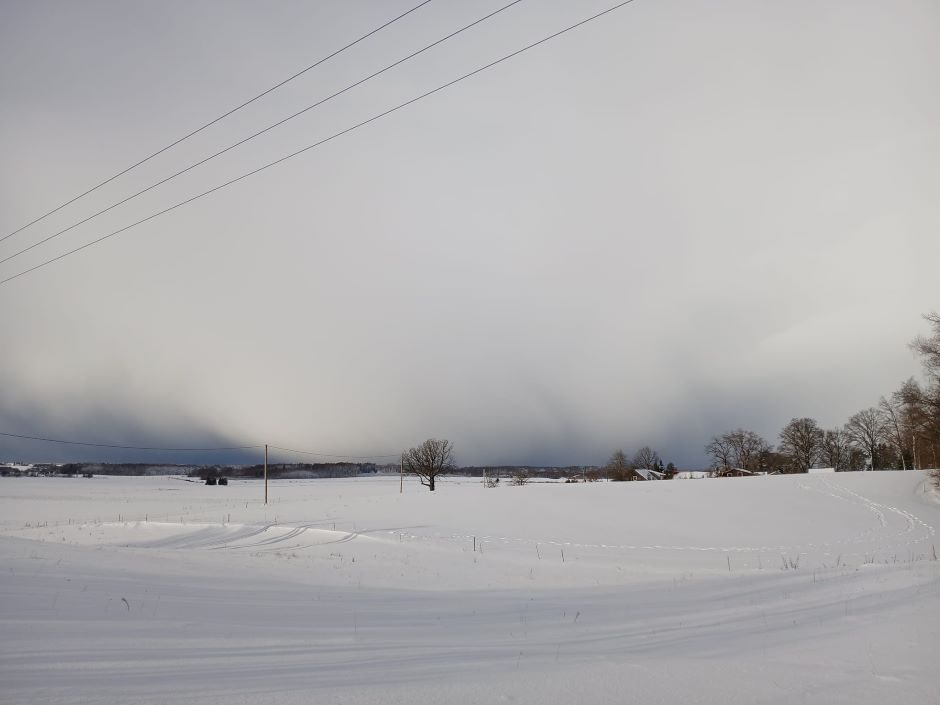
2, 472, 938, 704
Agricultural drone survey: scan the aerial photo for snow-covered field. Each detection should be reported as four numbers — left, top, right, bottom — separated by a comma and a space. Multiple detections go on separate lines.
2, 472, 938, 704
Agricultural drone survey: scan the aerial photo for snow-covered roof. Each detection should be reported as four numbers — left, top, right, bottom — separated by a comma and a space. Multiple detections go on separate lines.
717, 468, 754, 475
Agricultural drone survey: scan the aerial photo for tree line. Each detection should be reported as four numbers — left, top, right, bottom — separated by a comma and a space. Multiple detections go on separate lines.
355, 315, 940, 492
190, 462, 391, 480
603, 447, 676, 481
705, 312, 940, 474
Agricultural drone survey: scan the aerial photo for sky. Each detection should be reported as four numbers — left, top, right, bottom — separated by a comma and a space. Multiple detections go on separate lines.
1, 0, 938, 468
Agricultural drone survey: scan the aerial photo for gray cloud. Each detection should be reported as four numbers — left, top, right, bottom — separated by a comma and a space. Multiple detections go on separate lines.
1, 0, 937, 466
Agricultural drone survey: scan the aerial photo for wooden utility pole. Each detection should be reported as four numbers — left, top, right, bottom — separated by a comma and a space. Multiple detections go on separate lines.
264, 444, 268, 505
400, 453, 404, 494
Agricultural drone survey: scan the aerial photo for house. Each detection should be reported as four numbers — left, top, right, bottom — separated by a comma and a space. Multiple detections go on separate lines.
715, 468, 755, 478
633, 468, 664, 481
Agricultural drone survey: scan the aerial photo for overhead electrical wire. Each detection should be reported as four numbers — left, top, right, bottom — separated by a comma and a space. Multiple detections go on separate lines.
0, 0, 640, 290
0, 0, 526, 269
0, 0, 435, 246
0, 431, 261, 452
0, 432, 400, 459
267, 444, 400, 460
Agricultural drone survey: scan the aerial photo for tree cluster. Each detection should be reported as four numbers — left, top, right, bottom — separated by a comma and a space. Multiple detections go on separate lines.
604, 446, 669, 481
705, 313, 940, 474
705, 429, 772, 473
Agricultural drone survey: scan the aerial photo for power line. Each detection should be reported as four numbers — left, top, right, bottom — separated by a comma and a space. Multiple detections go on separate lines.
268, 444, 400, 460
0, 431, 400, 460
0, 0, 640, 290
0, 0, 435, 246
0, 0, 525, 269
0, 431, 261, 452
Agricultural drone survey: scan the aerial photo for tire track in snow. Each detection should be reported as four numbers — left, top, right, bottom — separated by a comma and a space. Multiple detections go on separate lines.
125, 522, 365, 553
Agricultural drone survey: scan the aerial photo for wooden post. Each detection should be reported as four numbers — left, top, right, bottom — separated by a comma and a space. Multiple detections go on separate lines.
400, 453, 404, 494
264, 444, 268, 505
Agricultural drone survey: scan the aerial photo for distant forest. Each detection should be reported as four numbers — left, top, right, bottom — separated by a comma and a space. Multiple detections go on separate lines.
193, 462, 391, 479
55, 463, 197, 477
19, 462, 600, 480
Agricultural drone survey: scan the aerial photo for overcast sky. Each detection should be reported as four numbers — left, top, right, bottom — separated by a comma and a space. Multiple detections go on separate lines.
1, 0, 938, 467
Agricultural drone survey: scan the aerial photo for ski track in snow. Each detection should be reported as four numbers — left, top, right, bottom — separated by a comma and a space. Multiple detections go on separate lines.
2, 472, 939, 705
125, 522, 365, 553
11, 474, 938, 566
383, 475, 938, 562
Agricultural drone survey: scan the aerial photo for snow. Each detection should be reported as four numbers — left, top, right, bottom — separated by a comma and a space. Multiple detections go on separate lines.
674, 470, 712, 479
1, 463, 35, 472
1, 471, 938, 704
632, 467, 664, 480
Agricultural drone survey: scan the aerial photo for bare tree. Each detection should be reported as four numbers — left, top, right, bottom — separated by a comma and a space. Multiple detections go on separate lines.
705, 435, 733, 470
894, 377, 940, 470
727, 429, 772, 472
821, 428, 851, 471
605, 449, 630, 481
910, 311, 940, 379
844, 408, 887, 471
402, 438, 455, 492
879, 395, 908, 470
707, 429, 771, 472
632, 446, 660, 470
778, 417, 824, 472
511, 469, 530, 486
910, 311, 940, 473
893, 378, 931, 469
